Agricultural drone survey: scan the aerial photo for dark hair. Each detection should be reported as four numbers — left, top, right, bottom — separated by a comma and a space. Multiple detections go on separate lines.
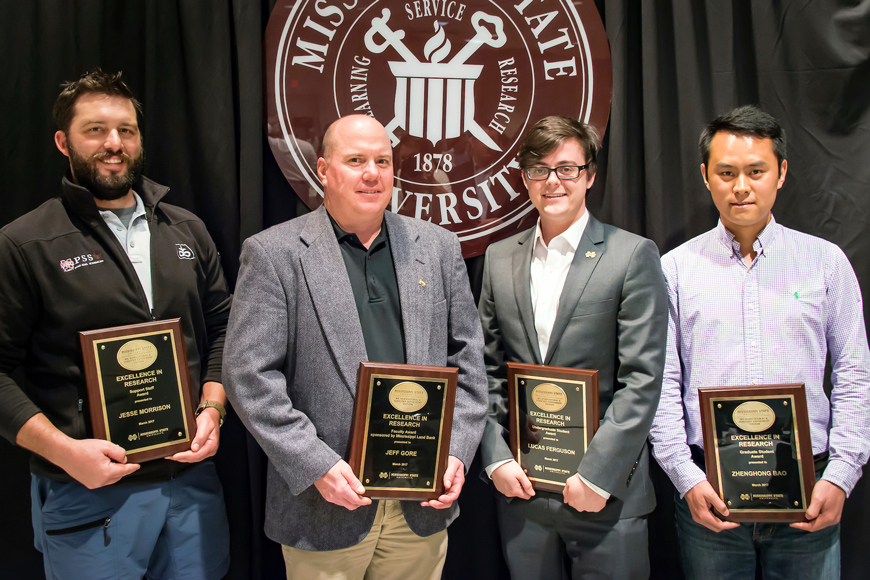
53, 69, 142, 133
518, 116, 599, 175
699, 105, 786, 170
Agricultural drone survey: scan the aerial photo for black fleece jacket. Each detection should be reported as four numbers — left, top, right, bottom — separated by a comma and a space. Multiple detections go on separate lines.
0, 174, 232, 482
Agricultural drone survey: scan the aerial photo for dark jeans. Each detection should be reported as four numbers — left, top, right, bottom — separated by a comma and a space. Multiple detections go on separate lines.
674, 489, 839, 580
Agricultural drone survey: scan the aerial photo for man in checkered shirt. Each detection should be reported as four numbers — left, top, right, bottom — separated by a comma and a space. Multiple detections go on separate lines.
649, 105, 870, 580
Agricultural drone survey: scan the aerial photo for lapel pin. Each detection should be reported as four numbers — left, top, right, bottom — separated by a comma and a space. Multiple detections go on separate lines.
419, 279, 426, 287
585, 251, 596, 258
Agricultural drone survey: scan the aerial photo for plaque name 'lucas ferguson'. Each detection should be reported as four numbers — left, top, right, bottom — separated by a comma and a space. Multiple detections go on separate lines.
507, 362, 599, 493
348, 362, 457, 500
699, 384, 816, 523
79, 318, 197, 463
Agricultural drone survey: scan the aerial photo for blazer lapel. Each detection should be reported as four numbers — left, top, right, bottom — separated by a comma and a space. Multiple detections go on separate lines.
512, 228, 543, 365
385, 212, 429, 365
299, 206, 368, 395
544, 214, 605, 364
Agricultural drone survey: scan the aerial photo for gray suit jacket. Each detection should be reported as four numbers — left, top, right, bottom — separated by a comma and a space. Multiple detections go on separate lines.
224, 206, 487, 550
478, 214, 667, 520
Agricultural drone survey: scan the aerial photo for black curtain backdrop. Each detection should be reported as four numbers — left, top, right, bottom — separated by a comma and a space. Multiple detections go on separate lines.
1, 1, 868, 579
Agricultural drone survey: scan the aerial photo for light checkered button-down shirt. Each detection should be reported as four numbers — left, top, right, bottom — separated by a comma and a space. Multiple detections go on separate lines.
649, 216, 870, 497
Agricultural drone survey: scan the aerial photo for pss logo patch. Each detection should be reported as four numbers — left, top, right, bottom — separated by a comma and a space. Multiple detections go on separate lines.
59, 252, 103, 273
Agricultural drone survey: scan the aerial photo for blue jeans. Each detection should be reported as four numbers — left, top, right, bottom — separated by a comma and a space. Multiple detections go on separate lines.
674, 490, 839, 580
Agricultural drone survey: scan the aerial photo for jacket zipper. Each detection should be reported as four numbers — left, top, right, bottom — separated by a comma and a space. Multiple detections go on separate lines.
94, 213, 153, 319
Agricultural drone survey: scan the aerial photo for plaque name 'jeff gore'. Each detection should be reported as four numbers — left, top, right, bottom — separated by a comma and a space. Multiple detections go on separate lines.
348, 362, 458, 500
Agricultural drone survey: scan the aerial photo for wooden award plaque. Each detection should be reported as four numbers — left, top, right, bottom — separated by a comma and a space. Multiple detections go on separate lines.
348, 362, 457, 500
699, 383, 816, 522
79, 318, 197, 463
507, 362, 599, 492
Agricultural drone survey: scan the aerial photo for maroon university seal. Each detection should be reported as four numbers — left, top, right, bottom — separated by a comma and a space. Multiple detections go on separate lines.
266, 0, 611, 257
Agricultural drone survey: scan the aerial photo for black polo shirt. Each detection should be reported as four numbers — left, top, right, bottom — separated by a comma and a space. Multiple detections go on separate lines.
328, 212, 406, 364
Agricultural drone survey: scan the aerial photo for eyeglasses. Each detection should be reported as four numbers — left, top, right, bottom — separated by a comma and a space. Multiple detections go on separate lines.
523, 164, 589, 181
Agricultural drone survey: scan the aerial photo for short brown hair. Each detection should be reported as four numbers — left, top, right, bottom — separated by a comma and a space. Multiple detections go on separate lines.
53, 69, 142, 133
518, 116, 599, 175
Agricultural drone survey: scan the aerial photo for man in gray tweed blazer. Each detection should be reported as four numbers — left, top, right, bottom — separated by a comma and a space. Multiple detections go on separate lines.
224, 115, 487, 579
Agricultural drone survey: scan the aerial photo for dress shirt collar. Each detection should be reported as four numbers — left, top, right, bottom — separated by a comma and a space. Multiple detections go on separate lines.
97, 191, 146, 226
715, 214, 782, 260
533, 210, 589, 253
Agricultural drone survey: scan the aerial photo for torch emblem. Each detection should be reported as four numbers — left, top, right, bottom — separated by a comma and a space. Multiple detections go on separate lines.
364, 8, 506, 151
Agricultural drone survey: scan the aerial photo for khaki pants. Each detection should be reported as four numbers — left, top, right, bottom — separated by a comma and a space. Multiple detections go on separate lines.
282, 500, 448, 580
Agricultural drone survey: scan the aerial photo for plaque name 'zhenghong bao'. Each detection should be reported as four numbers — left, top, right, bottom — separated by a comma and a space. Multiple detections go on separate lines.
507, 362, 599, 493
79, 318, 196, 463
348, 362, 457, 500
699, 383, 816, 522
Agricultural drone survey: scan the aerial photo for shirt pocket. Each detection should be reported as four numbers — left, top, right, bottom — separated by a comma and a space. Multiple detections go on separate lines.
779, 285, 826, 343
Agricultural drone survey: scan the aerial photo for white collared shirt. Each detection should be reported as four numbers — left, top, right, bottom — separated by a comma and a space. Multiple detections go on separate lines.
530, 211, 589, 361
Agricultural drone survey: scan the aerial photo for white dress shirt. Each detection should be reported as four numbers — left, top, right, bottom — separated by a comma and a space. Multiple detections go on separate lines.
530, 212, 589, 361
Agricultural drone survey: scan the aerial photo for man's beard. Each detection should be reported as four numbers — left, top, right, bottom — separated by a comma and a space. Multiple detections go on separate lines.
68, 143, 145, 201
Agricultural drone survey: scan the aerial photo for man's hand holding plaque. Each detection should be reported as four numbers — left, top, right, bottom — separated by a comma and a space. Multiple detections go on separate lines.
15, 413, 142, 489
314, 460, 373, 510
492, 459, 535, 500
168, 380, 224, 463
790, 480, 846, 532
684, 480, 740, 532
420, 455, 465, 509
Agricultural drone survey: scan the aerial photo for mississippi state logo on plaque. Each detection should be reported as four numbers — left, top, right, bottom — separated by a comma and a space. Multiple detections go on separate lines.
266, 0, 611, 257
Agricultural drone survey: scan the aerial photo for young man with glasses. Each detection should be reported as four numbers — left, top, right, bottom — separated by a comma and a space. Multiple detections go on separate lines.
478, 116, 668, 578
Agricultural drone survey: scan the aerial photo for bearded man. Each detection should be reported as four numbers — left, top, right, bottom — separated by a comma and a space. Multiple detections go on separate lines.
0, 69, 232, 580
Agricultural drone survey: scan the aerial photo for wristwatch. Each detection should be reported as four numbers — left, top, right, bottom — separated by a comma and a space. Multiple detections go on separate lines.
195, 400, 227, 427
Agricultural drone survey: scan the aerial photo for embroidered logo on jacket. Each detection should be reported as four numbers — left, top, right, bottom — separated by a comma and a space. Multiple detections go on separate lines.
176, 244, 195, 260
59, 253, 105, 273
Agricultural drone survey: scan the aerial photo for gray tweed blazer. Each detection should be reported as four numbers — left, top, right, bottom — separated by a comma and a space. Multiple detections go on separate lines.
224, 205, 487, 550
